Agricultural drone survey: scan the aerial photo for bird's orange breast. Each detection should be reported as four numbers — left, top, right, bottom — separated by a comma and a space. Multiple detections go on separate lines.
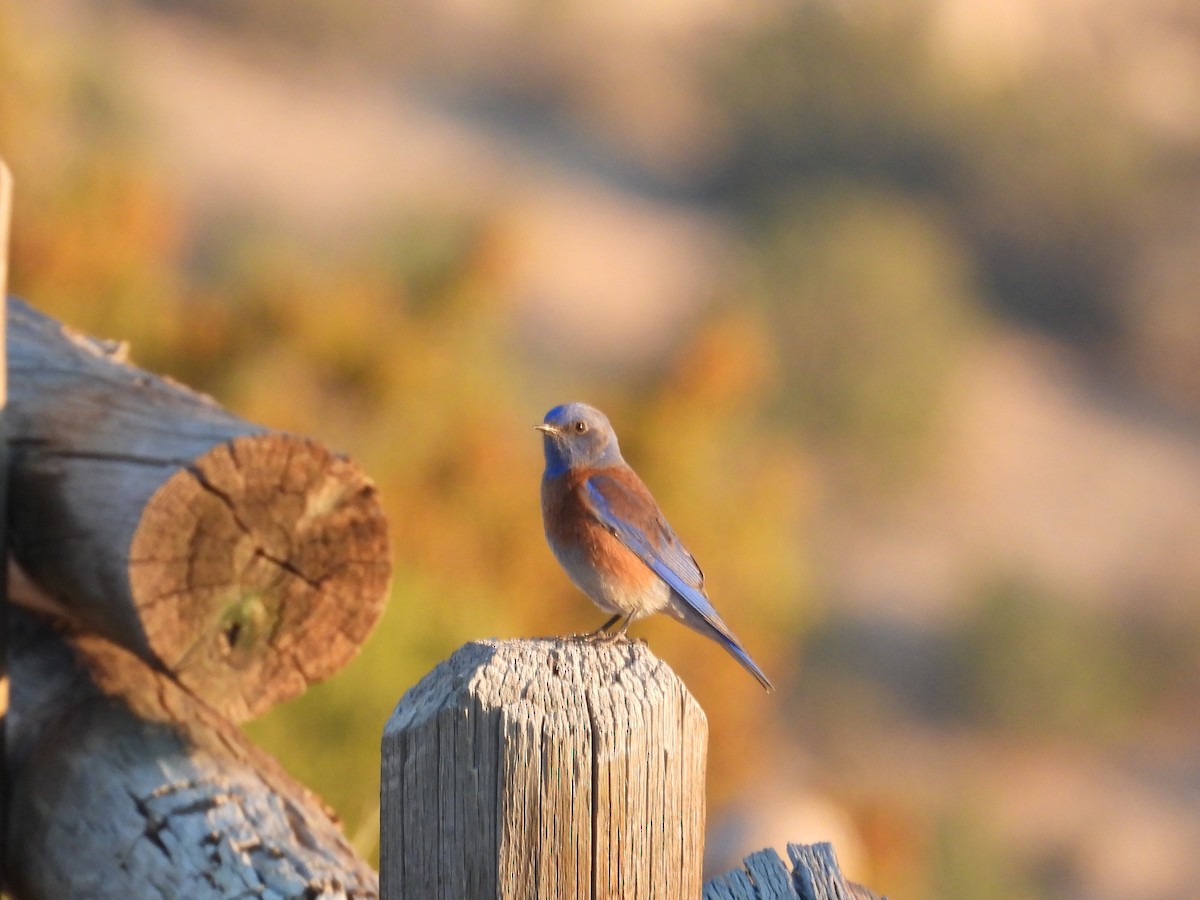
542, 470, 663, 606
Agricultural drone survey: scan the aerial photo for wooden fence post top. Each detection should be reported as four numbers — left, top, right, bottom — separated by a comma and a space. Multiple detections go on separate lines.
384, 637, 704, 734
381, 638, 708, 899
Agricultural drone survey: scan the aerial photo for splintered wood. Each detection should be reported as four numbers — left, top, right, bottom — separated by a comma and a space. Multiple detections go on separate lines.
702, 843, 885, 900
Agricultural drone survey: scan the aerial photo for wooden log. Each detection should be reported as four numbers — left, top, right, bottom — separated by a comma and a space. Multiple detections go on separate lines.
4, 608, 379, 899
380, 638, 708, 899
703, 843, 886, 900
5, 298, 391, 720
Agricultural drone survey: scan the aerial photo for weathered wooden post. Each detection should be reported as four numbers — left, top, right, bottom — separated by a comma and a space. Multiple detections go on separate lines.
380, 638, 708, 899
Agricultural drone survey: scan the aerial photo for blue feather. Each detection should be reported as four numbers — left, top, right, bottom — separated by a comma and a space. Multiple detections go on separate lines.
583, 475, 773, 691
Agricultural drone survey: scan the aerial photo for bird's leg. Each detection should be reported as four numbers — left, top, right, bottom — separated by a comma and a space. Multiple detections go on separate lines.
572, 614, 622, 642
591, 616, 637, 643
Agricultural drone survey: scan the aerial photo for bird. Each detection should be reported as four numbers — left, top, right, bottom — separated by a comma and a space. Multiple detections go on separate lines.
535, 401, 773, 691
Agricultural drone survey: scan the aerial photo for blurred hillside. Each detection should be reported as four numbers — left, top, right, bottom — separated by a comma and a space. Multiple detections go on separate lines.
4, 0, 1200, 897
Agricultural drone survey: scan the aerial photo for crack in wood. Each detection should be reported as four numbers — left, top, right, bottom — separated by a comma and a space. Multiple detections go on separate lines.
11, 442, 188, 468
185, 462, 254, 536
254, 547, 324, 592
127, 790, 173, 860
187, 462, 325, 592
584, 686, 601, 898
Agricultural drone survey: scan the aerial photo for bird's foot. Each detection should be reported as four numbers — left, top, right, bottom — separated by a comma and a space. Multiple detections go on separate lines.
569, 628, 621, 643
564, 614, 624, 643
594, 629, 629, 643
565, 630, 600, 643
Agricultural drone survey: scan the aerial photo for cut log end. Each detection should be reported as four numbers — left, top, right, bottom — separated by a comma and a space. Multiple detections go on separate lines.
130, 433, 391, 721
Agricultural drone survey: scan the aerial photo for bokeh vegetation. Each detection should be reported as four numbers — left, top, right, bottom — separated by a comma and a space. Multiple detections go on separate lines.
5, 1, 1199, 896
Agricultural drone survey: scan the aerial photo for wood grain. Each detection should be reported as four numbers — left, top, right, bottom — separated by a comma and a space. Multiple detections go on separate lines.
381, 638, 708, 899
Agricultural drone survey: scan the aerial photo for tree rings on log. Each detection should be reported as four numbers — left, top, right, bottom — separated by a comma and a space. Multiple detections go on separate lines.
131, 434, 390, 720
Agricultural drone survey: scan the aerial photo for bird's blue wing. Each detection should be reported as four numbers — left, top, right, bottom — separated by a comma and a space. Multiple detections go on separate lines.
582, 472, 718, 617
583, 470, 774, 691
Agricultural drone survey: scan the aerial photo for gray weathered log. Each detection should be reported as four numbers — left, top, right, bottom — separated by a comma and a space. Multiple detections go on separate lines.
380, 638, 708, 899
704, 842, 885, 900
5, 298, 391, 720
5, 607, 379, 900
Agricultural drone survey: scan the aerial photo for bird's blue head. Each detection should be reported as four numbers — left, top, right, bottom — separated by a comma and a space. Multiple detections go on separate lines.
536, 402, 624, 477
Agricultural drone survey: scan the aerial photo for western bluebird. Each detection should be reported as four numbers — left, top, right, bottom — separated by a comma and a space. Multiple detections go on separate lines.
536, 401, 773, 691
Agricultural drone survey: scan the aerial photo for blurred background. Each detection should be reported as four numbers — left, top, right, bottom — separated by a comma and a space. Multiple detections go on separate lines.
4, 0, 1200, 896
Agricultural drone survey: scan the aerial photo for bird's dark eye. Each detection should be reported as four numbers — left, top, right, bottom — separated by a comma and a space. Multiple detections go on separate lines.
573, 420, 588, 434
